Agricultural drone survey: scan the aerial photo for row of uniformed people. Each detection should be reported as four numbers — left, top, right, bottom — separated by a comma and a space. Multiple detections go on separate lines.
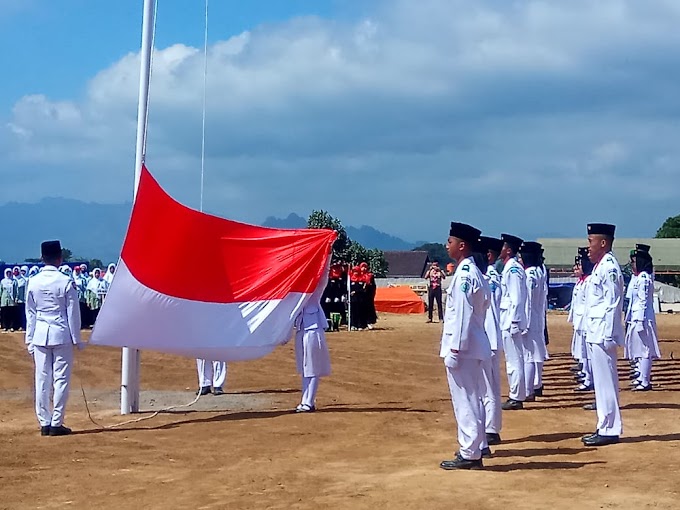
438, 223, 551, 470
570, 242, 661, 395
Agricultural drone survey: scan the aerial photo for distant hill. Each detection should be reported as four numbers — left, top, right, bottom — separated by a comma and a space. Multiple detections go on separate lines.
262, 213, 421, 250
0, 198, 131, 264
0, 203, 424, 264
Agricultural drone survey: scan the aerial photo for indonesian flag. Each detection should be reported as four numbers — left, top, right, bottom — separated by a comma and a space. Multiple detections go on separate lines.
89, 165, 336, 361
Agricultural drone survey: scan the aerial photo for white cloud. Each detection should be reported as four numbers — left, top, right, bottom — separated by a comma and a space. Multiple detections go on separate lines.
2, 0, 680, 240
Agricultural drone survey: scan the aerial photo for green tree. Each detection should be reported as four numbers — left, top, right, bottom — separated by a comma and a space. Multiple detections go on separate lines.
656, 215, 680, 238
413, 242, 451, 266
61, 248, 73, 262
306, 210, 388, 276
89, 258, 105, 270
307, 209, 350, 260
24, 257, 42, 263
367, 248, 389, 277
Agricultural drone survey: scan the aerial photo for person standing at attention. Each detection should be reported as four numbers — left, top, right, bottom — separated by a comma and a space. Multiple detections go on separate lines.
25, 240, 83, 436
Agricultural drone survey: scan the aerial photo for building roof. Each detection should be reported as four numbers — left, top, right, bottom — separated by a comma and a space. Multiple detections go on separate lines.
384, 250, 430, 278
537, 238, 680, 273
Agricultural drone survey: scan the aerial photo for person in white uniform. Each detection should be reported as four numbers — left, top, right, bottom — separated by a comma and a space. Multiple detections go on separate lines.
478, 236, 504, 448
518, 241, 548, 402
439, 222, 491, 471
569, 248, 595, 393
498, 233, 528, 410
294, 281, 331, 413
196, 359, 228, 396
25, 240, 83, 436
628, 249, 660, 391
624, 243, 651, 376
582, 223, 623, 447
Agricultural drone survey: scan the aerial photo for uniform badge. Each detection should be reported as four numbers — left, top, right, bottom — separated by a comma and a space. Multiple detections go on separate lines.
461, 265, 470, 271
610, 272, 617, 282
461, 282, 470, 293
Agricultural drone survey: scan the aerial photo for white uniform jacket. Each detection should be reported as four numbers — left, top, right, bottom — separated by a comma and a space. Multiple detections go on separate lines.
500, 257, 527, 332
568, 277, 588, 332
631, 271, 655, 323
484, 264, 503, 351
584, 252, 624, 345
440, 257, 492, 361
25, 266, 82, 348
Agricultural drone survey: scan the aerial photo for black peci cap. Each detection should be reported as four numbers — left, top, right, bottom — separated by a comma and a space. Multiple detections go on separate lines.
449, 222, 482, 244
501, 233, 524, 252
587, 223, 616, 237
41, 240, 62, 259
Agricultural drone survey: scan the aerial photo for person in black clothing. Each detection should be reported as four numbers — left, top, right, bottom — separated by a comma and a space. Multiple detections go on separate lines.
349, 266, 367, 330
359, 262, 377, 329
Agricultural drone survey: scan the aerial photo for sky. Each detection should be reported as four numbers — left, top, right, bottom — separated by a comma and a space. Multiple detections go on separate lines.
1, 0, 680, 243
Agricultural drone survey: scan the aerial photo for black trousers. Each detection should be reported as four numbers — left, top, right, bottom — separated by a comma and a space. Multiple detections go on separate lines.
0, 306, 11, 330
428, 287, 443, 321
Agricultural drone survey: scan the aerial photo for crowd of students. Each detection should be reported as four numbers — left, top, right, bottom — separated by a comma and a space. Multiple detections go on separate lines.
0, 262, 117, 331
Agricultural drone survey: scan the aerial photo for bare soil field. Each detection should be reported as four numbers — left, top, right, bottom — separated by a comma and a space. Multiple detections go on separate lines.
1, 313, 679, 509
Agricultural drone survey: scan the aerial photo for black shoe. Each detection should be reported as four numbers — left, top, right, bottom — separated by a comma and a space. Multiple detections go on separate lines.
196, 386, 211, 396
440, 454, 483, 470
534, 386, 544, 397
575, 383, 594, 392
581, 431, 599, 442
49, 425, 72, 436
570, 364, 583, 373
481, 447, 493, 458
295, 404, 316, 413
40, 426, 51, 436
629, 372, 640, 380
486, 432, 501, 445
583, 434, 620, 447
583, 402, 597, 411
502, 399, 523, 410
632, 384, 652, 392
525, 394, 536, 402
212, 387, 225, 396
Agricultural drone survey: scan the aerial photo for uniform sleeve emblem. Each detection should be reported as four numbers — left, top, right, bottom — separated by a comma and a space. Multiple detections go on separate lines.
461, 282, 470, 293
461, 265, 470, 271
609, 272, 617, 282
510, 267, 520, 274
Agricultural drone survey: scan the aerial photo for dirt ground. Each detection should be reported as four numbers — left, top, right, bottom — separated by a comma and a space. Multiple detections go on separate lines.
1, 313, 680, 510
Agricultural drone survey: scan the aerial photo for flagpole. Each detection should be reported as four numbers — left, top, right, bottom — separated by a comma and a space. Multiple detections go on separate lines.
122, 0, 155, 415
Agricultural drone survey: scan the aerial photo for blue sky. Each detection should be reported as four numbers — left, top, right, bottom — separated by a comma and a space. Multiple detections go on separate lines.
1, 0, 680, 243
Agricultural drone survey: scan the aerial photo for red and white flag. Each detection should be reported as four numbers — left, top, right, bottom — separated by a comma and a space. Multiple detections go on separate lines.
89, 165, 336, 361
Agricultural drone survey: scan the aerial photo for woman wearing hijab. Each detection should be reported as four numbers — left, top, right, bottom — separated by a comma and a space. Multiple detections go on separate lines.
28, 266, 40, 278
359, 262, 378, 330
103, 263, 116, 285
349, 266, 367, 330
1, 268, 18, 332
86, 268, 106, 326
628, 250, 660, 391
294, 282, 331, 412
15, 266, 29, 331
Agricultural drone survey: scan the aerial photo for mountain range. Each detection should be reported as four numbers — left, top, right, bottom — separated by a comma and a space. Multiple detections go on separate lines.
0, 200, 424, 264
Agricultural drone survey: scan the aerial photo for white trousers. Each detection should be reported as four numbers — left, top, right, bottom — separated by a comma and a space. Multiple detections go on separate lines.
301, 376, 320, 407
445, 358, 485, 461
196, 359, 227, 388
588, 343, 623, 436
481, 352, 502, 434
502, 331, 526, 401
33, 344, 73, 427
638, 358, 652, 386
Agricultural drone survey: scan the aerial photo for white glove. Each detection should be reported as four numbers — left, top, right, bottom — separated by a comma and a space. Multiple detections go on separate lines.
27, 343, 34, 355
444, 352, 459, 369
634, 321, 644, 333
510, 323, 520, 335
521, 329, 529, 336
603, 339, 617, 351
325, 298, 331, 303
334, 298, 340, 303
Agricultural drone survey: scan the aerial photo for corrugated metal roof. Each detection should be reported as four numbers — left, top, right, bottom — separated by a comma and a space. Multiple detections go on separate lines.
537, 238, 680, 271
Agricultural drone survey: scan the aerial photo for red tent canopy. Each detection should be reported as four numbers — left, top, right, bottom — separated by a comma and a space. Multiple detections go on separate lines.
374, 286, 425, 314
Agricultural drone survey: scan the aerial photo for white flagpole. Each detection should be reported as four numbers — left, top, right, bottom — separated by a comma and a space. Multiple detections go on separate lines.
122, 0, 155, 415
